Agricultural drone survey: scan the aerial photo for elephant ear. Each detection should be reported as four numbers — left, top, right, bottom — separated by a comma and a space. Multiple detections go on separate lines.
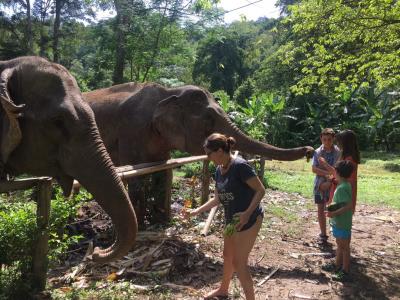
152, 95, 187, 148
0, 68, 25, 166
152, 94, 180, 131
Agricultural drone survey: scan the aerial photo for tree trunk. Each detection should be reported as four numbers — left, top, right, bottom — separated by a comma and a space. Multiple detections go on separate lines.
52, 0, 62, 63
113, 0, 129, 84
142, 5, 167, 82
26, 0, 33, 54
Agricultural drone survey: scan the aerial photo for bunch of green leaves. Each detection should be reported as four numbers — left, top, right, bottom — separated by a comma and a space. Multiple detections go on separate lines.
224, 215, 240, 236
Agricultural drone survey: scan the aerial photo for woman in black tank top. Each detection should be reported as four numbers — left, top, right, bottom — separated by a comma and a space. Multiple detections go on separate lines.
185, 133, 265, 300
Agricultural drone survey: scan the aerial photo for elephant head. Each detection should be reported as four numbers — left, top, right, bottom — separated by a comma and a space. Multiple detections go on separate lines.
152, 86, 314, 160
0, 56, 137, 263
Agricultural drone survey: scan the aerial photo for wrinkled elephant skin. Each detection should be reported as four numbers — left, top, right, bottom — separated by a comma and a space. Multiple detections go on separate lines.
83, 83, 314, 224
0, 56, 137, 263
84, 83, 314, 163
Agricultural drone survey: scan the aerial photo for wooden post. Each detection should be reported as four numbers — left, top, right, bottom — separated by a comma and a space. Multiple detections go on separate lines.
201, 160, 210, 205
32, 178, 52, 291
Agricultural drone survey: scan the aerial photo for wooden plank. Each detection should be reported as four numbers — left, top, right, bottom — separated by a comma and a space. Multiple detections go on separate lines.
0, 177, 50, 193
73, 155, 208, 189
116, 160, 166, 173
32, 178, 52, 291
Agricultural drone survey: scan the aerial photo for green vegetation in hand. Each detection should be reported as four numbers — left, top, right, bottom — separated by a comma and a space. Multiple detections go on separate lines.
327, 202, 346, 212
224, 215, 240, 236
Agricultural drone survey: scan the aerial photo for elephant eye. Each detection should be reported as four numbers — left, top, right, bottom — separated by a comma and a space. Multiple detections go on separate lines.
53, 118, 70, 140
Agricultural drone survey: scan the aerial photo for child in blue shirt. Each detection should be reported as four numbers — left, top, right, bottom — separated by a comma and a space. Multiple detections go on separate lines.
312, 128, 340, 243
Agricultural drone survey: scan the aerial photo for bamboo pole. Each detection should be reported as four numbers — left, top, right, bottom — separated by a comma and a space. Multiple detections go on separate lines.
201, 206, 218, 236
32, 178, 52, 291
72, 155, 207, 189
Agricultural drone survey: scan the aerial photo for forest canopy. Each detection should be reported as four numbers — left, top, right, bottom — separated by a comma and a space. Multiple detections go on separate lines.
1, 0, 399, 150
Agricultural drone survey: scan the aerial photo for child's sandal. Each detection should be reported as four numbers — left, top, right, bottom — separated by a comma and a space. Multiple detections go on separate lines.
321, 261, 339, 272
316, 234, 328, 244
332, 270, 352, 282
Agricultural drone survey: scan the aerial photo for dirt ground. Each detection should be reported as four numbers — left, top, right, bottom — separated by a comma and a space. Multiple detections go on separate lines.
48, 178, 400, 299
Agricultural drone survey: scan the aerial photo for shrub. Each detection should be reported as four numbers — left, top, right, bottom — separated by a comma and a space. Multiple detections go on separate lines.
0, 186, 88, 297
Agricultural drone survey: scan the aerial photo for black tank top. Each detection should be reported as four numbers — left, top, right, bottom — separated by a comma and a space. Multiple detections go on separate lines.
215, 157, 264, 231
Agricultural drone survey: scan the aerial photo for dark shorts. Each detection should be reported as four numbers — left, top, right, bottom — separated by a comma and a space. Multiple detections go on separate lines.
239, 211, 264, 232
314, 194, 329, 204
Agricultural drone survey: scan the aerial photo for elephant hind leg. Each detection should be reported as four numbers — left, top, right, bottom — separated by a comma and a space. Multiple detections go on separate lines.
150, 169, 173, 224
127, 170, 173, 228
128, 177, 147, 229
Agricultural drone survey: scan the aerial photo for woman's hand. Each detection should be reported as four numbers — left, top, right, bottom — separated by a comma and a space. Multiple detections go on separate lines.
234, 212, 251, 231
182, 208, 199, 220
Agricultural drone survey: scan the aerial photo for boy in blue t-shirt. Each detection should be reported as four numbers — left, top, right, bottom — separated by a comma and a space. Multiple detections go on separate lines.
312, 128, 340, 243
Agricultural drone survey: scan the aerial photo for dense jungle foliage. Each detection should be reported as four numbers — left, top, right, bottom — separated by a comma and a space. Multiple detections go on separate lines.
1, 0, 399, 150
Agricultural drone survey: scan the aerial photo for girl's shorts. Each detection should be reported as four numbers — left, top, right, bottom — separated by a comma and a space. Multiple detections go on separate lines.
331, 225, 351, 239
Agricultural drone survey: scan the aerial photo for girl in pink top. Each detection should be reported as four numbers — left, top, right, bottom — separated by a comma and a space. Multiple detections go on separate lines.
319, 130, 360, 213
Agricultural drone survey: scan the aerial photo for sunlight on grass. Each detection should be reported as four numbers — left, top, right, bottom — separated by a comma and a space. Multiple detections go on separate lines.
266, 204, 299, 223
264, 152, 400, 210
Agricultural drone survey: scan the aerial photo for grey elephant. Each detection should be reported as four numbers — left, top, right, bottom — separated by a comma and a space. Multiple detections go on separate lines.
0, 56, 137, 263
83, 83, 314, 225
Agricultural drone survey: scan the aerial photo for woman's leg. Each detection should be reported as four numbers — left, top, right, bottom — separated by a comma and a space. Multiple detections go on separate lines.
232, 216, 263, 300
317, 203, 327, 237
317, 182, 330, 237
204, 235, 235, 298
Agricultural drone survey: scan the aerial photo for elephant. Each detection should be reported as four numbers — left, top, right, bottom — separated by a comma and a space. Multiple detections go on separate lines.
83, 83, 314, 225
0, 56, 137, 263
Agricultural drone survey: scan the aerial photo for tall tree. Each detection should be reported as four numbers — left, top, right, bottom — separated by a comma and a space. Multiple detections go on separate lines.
112, 0, 132, 83
278, 0, 400, 95
192, 27, 249, 97
0, 0, 33, 53
33, 0, 52, 57
111, 0, 221, 85
51, 0, 95, 62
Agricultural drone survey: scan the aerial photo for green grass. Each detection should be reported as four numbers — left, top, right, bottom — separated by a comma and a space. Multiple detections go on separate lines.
50, 281, 174, 299
264, 151, 400, 210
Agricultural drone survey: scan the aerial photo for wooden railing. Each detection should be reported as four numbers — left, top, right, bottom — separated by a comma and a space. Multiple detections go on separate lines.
0, 154, 263, 292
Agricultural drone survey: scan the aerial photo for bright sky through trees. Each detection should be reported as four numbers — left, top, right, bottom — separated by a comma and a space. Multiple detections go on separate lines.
96, 0, 280, 22
220, 0, 280, 22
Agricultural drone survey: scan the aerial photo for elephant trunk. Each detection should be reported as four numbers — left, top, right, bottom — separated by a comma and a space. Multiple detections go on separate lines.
70, 129, 137, 263
221, 116, 312, 161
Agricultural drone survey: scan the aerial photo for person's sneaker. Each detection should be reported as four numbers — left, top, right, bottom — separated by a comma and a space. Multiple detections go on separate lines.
332, 270, 352, 282
321, 261, 340, 272
316, 234, 328, 244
